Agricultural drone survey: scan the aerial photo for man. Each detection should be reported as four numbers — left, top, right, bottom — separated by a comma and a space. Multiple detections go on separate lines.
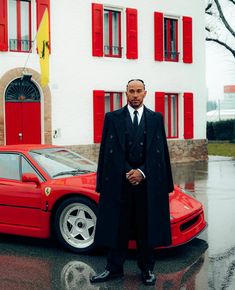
90, 79, 174, 286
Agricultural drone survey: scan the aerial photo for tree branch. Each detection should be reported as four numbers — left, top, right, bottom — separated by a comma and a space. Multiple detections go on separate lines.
205, 2, 213, 12
228, 0, 235, 5
214, 0, 235, 37
206, 37, 235, 57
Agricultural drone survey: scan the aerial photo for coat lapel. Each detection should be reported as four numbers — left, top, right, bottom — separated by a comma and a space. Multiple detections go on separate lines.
145, 107, 157, 151
113, 106, 127, 152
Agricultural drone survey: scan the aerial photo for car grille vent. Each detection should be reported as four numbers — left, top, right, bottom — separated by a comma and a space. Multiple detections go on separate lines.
180, 215, 200, 232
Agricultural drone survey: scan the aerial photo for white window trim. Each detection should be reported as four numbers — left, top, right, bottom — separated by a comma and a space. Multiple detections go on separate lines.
101, 5, 129, 61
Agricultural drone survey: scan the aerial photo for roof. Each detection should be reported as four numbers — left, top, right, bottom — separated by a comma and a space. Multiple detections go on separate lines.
0, 144, 60, 152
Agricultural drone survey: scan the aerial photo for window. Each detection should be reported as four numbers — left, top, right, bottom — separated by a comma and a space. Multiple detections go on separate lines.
93, 90, 123, 143
164, 18, 178, 62
92, 3, 138, 59
0, 153, 20, 180
0, 0, 50, 52
9, 0, 32, 52
104, 9, 121, 57
164, 94, 178, 138
154, 12, 192, 63
22, 157, 43, 182
105, 92, 122, 112
155, 92, 194, 139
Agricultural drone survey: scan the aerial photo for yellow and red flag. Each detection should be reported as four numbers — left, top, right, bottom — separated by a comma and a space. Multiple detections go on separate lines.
36, 8, 50, 87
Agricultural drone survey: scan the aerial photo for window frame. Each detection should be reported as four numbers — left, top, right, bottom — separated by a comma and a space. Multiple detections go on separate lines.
93, 90, 123, 143
104, 91, 123, 112
0, 152, 21, 180
164, 17, 179, 62
164, 93, 179, 139
103, 8, 122, 58
0, 152, 45, 181
21, 155, 44, 182
8, 0, 32, 53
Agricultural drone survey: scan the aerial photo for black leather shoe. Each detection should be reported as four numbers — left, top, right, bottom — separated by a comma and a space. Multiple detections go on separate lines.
141, 270, 156, 286
90, 270, 124, 283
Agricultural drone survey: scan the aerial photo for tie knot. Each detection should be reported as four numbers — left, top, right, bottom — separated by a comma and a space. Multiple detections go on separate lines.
134, 110, 138, 116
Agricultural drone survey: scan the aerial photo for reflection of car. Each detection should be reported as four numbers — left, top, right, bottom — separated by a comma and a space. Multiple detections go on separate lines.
0, 237, 208, 290
0, 145, 207, 253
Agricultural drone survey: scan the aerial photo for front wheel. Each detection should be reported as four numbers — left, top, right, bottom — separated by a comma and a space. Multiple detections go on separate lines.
53, 196, 97, 253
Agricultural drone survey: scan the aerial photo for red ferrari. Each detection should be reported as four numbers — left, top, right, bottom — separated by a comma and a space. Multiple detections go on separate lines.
0, 145, 206, 253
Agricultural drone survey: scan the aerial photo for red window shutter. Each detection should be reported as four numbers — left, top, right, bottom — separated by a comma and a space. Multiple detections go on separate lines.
154, 12, 163, 61
92, 3, 103, 57
184, 92, 194, 139
126, 8, 138, 59
183, 16, 192, 63
93, 90, 105, 143
36, 0, 51, 51
0, 0, 8, 51
155, 92, 165, 119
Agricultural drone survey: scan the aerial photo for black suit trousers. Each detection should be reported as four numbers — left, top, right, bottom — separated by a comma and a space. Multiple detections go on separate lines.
106, 179, 155, 272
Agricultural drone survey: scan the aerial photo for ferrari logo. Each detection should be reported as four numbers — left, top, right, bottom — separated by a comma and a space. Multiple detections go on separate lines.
45, 187, 51, 196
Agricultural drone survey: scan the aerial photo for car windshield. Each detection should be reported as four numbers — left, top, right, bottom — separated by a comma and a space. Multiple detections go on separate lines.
29, 148, 97, 179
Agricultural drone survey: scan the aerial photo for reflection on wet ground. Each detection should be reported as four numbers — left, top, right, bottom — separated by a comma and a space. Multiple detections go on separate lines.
0, 157, 235, 289
172, 156, 235, 290
0, 235, 207, 290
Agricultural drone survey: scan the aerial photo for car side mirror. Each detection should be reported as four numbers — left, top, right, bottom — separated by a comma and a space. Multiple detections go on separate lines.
22, 173, 41, 186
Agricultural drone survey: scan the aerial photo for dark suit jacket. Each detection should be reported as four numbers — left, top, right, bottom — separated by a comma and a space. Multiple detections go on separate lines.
95, 105, 174, 248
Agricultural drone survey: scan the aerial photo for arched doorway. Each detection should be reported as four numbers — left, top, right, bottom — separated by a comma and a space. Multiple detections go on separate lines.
5, 75, 41, 145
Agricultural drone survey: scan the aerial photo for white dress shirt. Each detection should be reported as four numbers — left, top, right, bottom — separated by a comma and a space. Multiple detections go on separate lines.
127, 104, 144, 124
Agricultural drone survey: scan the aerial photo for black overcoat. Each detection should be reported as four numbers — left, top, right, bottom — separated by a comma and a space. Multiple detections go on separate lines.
95, 105, 174, 248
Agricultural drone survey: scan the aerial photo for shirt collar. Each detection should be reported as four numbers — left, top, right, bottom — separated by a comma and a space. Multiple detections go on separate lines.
127, 104, 144, 118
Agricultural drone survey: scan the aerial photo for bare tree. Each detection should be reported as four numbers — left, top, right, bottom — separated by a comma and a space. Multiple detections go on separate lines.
205, 0, 235, 58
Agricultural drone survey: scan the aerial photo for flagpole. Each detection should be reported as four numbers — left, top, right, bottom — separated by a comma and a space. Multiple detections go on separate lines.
22, 30, 38, 76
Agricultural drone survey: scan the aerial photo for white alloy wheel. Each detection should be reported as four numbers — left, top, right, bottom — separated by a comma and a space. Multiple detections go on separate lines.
54, 197, 97, 253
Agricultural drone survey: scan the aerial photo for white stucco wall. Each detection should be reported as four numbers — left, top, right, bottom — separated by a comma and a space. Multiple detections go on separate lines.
0, 0, 206, 146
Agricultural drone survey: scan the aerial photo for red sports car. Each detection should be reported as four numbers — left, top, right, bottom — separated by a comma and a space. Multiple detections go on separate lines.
0, 145, 206, 253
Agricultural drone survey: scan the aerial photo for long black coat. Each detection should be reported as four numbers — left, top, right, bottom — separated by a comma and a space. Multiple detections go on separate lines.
95, 105, 174, 248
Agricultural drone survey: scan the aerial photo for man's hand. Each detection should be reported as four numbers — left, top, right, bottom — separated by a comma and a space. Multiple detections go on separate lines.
126, 169, 144, 185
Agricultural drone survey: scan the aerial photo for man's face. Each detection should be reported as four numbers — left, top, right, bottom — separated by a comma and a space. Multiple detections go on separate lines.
126, 80, 147, 109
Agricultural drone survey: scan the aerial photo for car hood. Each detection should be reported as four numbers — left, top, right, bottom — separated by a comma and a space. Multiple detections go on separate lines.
169, 186, 203, 222
49, 172, 97, 191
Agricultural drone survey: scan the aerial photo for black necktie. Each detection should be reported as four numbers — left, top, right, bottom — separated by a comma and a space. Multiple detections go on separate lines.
133, 110, 138, 131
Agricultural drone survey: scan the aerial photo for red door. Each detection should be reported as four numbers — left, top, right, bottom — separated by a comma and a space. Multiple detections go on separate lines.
5, 102, 41, 145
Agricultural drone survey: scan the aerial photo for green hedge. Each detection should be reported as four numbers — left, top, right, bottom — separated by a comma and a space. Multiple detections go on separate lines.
207, 119, 235, 140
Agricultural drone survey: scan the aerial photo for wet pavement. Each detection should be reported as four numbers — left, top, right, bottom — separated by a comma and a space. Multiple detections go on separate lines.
0, 156, 235, 290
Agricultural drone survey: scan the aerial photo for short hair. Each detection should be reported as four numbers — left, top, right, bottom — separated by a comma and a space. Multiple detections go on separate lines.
126, 79, 145, 90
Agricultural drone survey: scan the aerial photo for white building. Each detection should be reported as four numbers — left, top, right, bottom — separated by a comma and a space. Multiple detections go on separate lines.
207, 85, 235, 122
0, 0, 207, 162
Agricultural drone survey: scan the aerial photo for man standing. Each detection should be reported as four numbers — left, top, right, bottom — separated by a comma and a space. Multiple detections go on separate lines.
90, 79, 174, 286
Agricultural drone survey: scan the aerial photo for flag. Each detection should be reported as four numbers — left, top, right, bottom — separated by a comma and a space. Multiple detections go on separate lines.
36, 8, 50, 87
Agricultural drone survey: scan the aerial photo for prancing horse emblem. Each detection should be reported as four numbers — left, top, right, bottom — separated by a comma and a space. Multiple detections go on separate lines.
45, 187, 51, 196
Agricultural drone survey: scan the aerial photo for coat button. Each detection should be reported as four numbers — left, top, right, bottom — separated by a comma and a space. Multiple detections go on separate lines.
140, 142, 143, 146
129, 141, 132, 145
109, 149, 113, 154
156, 149, 160, 153
105, 177, 109, 181
110, 135, 113, 139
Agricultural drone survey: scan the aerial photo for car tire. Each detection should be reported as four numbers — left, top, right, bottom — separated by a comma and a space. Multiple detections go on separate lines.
53, 196, 97, 253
